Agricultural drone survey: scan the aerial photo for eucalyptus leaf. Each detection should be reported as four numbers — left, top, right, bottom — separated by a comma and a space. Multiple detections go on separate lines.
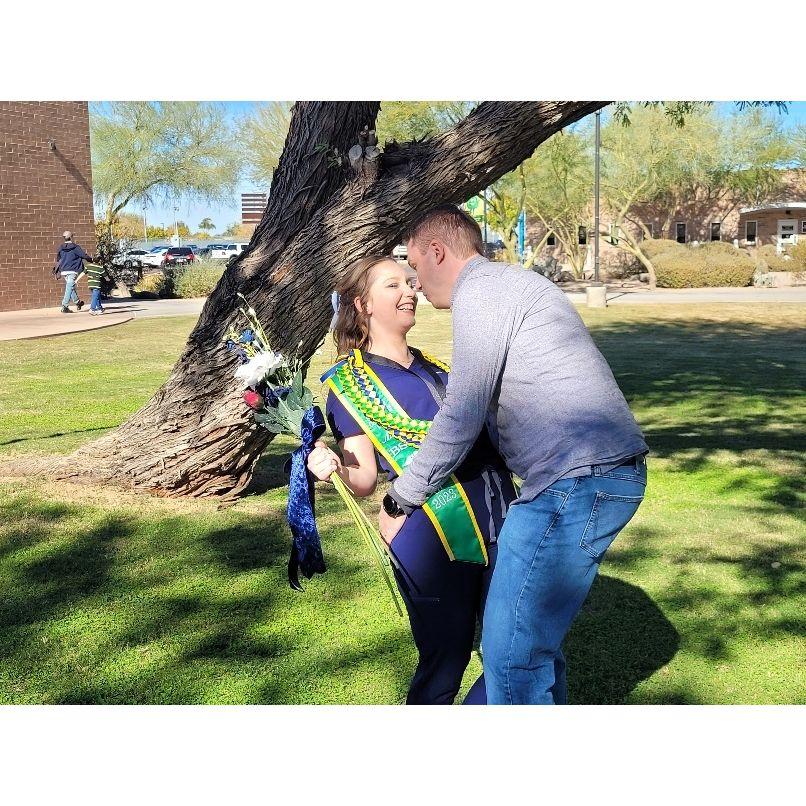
292, 369, 304, 400
254, 411, 287, 431
258, 420, 287, 434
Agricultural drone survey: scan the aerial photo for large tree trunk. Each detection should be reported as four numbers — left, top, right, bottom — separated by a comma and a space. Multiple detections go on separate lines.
55, 100, 607, 498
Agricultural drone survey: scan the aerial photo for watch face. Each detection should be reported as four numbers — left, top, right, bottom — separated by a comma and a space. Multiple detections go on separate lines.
383, 494, 399, 516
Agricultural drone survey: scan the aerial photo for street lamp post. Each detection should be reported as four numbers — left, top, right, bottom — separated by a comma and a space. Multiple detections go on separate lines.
594, 109, 601, 283
586, 109, 607, 308
482, 189, 488, 255
143, 203, 148, 245
173, 202, 180, 247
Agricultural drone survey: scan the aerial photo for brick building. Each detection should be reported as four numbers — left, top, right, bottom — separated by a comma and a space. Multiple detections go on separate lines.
528, 169, 806, 273
241, 192, 267, 225
0, 102, 95, 312
736, 203, 806, 250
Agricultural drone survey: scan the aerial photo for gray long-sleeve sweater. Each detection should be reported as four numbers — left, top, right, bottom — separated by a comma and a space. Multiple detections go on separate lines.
391, 255, 648, 509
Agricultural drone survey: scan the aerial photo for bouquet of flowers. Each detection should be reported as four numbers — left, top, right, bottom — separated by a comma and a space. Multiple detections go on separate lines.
224, 294, 402, 615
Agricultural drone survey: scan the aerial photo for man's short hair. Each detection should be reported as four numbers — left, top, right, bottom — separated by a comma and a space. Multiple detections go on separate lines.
404, 204, 484, 259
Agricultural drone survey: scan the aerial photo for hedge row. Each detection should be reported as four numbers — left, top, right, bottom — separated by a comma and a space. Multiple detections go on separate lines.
652, 242, 755, 288
133, 260, 225, 299
755, 243, 806, 272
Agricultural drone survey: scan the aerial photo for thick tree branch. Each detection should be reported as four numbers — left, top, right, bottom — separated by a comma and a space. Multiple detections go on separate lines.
55, 100, 608, 498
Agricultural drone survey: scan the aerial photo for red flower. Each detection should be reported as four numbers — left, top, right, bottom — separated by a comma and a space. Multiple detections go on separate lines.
243, 390, 264, 410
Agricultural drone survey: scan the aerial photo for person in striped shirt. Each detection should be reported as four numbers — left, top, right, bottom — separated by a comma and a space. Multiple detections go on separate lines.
82, 261, 107, 315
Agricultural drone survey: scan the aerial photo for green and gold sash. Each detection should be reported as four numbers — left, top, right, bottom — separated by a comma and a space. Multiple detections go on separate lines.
323, 349, 487, 565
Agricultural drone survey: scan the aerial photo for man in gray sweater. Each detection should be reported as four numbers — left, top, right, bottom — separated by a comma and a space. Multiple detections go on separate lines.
380, 205, 648, 704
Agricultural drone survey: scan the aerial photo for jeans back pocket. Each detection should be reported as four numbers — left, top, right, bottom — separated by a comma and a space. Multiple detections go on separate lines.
579, 491, 644, 561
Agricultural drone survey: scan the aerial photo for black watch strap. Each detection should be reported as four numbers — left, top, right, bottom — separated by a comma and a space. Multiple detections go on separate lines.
382, 493, 404, 517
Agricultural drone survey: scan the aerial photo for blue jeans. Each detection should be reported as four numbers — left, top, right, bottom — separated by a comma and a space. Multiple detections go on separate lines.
90, 288, 102, 311
61, 273, 80, 307
481, 455, 647, 704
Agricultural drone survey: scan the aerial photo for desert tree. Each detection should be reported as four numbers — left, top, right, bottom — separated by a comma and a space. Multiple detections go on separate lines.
524, 127, 594, 277
91, 102, 242, 242
55, 101, 602, 497
56, 101, 785, 497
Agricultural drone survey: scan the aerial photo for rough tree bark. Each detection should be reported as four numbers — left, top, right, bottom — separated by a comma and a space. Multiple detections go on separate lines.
54, 100, 607, 499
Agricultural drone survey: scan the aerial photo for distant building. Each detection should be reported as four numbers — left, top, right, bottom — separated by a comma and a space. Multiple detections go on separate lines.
0, 102, 95, 312
737, 202, 806, 250
527, 169, 806, 272
241, 192, 267, 225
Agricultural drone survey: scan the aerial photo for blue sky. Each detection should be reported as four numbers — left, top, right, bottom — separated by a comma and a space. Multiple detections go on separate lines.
135, 101, 264, 237
135, 101, 806, 235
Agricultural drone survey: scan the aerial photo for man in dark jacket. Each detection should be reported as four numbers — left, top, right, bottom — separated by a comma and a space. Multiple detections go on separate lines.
55, 231, 91, 313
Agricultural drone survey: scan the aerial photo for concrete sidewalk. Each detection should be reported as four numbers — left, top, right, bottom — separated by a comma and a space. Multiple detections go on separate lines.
91, 297, 207, 319
0, 297, 206, 341
1, 286, 804, 341
564, 285, 806, 305
0, 305, 135, 341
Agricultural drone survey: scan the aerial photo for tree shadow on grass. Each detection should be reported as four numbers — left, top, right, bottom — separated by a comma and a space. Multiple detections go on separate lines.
242, 439, 294, 495
0, 486, 415, 704
0, 426, 112, 447
589, 316, 805, 513
204, 515, 289, 573
566, 575, 679, 704
0, 496, 135, 631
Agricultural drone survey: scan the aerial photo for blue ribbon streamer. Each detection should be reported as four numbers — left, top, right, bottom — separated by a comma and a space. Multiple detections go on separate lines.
286, 405, 328, 590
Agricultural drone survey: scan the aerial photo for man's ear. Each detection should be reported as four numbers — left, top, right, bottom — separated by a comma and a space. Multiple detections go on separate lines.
432, 240, 446, 266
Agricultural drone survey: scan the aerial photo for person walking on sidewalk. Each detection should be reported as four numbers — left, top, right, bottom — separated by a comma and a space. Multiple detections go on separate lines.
84, 261, 107, 315
54, 231, 91, 313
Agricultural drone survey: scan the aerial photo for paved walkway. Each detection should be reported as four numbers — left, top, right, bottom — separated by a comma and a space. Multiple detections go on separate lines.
0, 305, 135, 341
1, 286, 804, 341
564, 285, 806, 305
0, 297, 205, 341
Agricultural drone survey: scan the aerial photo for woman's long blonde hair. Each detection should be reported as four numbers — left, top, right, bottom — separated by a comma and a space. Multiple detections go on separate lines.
332, 255, 396, 356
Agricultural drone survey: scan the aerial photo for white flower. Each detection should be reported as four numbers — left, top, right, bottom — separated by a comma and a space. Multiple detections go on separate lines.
234, 351, 285, 388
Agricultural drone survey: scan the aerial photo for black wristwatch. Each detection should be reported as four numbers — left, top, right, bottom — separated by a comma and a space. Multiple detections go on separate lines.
382, 493, 404, 518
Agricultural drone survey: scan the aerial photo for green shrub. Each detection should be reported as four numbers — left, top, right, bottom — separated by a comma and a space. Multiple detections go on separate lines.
655, 248, 755, 288
132, 269, 180, 298
698, 240, 738, 256
174, 262, 225, 298
132, 272, 165, 297
640, 238, 685, 260
160, 266, 182, 297
756, 244, 793, 272
787, 241, 806, 269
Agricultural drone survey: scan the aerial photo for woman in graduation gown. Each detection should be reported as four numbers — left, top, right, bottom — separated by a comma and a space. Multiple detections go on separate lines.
307, 255, 516, 705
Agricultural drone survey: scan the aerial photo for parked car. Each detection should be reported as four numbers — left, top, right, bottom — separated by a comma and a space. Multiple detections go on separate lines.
140, 247, 170, 268
209, 243, 248, 261
112, 249, 149, 269
164, 246, 195, 267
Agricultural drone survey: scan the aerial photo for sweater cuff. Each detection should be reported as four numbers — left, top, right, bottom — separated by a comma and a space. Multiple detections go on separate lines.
389, 482, 420, 516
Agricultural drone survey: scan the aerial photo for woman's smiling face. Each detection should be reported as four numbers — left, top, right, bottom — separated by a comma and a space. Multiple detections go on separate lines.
361, 259, 418, 341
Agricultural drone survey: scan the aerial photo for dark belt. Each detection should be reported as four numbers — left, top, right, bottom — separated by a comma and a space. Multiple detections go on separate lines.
560, 453, 646, 480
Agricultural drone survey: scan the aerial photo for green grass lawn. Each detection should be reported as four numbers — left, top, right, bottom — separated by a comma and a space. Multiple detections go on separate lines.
0, 303, 804, 704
